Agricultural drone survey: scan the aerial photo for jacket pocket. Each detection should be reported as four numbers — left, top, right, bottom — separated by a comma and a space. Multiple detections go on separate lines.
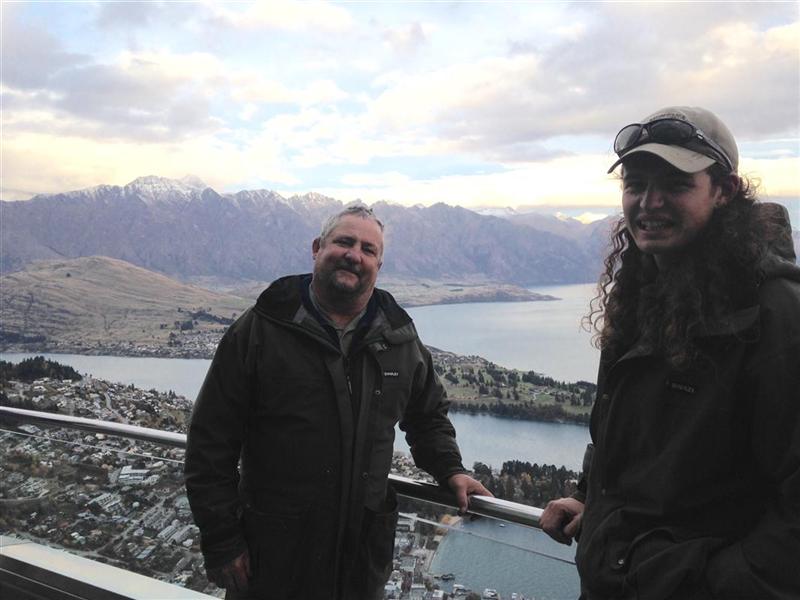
242, 507, 304, 597
349, 488, 399, 600
624, 528, 723, 600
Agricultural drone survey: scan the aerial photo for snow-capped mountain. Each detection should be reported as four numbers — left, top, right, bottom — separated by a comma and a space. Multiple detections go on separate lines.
3, 176, 601, 284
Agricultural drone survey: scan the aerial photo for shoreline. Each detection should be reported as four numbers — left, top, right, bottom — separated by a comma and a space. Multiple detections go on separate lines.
423, 514, 459, 582
0, 349, 594, 428
447, 402, 590, 427
0, 344, 216, 361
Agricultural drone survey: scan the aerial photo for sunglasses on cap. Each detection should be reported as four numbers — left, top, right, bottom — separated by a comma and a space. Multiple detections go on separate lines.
613, 118, 734, 172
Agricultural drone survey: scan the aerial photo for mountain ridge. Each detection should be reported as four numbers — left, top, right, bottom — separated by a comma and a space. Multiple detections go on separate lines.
2, 176, 603, 285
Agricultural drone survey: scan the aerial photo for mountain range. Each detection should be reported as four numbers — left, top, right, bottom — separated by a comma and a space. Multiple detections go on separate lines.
2, 176, 611, 286
5, 176, 796, 286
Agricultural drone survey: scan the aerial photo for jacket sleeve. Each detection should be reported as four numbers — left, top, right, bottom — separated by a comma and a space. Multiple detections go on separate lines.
705, 279, 800, 599
571, 443, 594, 504
184, 314, 254, 570
573, 358, 607, 504
399, 340, 467, 485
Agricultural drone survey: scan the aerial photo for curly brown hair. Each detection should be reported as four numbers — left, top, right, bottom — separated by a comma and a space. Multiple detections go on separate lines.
585, 165, 782, 369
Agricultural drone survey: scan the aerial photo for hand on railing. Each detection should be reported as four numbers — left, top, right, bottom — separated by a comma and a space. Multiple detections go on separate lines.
207, 550, 251, 593
446, 473, 493, 514
540, 497, 584, 546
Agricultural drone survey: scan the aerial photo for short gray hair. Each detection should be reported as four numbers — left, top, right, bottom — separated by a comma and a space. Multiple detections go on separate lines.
318, 204, 384, 244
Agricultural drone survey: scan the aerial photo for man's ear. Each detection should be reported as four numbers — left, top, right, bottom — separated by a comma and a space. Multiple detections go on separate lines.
312, 237, 321, 258
715, 173, 740, 207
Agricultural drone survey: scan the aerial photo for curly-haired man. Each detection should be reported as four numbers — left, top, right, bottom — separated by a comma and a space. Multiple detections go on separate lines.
542, 106, 800, 600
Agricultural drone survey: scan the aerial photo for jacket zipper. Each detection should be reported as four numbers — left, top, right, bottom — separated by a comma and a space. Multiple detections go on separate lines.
343, 356, 353, 398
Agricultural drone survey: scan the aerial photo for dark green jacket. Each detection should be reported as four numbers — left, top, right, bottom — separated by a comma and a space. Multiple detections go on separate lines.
576, 247, 800, 598
185, 275, 466, 599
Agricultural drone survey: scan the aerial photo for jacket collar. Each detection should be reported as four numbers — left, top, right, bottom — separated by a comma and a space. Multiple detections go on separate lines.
613, 302, 762, 365
253, 274, 417, 346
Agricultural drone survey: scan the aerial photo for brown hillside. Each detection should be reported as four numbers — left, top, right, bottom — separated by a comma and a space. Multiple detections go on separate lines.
1, 256, 250, 351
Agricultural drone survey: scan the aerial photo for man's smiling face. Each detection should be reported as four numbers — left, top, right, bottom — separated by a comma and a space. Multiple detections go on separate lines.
312, 214, 383, 300
622, 154, 728, 267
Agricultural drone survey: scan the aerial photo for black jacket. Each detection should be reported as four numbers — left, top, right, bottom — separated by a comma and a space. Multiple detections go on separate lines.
184, 275, 466, 599
575, 212, 800, 599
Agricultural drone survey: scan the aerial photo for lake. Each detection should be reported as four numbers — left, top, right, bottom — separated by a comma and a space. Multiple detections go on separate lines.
408, 283, 600, 383
429, 516, 580, 600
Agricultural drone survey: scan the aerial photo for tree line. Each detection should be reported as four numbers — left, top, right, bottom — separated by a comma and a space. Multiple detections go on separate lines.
0, 356, 81, 384
472, 460, 580, 507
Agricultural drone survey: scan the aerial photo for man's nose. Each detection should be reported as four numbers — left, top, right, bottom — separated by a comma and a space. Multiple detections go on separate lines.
343, 247, 362, 263
640, 183, 665, 210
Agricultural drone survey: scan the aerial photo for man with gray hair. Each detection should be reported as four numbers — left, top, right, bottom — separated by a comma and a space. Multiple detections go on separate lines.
186, 204, 489, 599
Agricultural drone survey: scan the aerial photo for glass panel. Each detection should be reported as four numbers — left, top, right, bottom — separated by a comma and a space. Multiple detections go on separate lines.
393, 496, 579, 600
0, 425, 224, 598
1, 424, 580, 599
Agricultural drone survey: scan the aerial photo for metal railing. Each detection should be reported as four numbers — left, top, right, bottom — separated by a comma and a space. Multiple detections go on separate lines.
0, 405, 543, 528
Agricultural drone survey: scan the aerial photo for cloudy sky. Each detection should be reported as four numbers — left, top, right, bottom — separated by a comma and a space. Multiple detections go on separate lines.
2, 1, 798, 219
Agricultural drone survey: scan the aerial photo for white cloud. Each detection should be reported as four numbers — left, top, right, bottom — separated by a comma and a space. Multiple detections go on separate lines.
1, 10, 88, 89
230, 73, 348, 106
118, 49, 226, 82
740, 156, 800, 200
2, 2, 797, 209
0, 130, 298, 200
351, 58, 381, 73
340, 172, 411, 187
95, 2, 156, 29
301, 80, 349, 105
312, 154, 623, 208
370, 54, 543, 131
213, 0, 353, 33
383, 21, 428, 55
555, 22, 587, 42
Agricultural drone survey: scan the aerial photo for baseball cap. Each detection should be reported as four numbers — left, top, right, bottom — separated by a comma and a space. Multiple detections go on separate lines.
607, 106, 739, 174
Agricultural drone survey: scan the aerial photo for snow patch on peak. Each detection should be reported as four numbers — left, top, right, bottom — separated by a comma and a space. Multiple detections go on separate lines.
288, 192, 339, 207
228, 189, 288, 209
125, 175, 206, 205
473, 206, 518, 218
58, 183, 119, 201
128, 175, 171, 186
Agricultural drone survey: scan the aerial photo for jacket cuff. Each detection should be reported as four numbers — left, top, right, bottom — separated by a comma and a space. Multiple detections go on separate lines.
434, 465, 468, 487
201, 534, 249, 571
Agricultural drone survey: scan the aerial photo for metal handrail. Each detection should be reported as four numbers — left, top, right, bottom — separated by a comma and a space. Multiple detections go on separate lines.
0, 405, 543, 528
